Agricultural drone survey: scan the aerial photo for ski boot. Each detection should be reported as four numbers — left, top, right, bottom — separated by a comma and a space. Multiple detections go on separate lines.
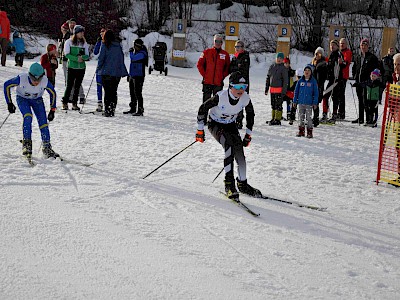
22, 139, 33, 156
42, 142, 60, 159
61, 103, 69, 110
123, 108, 136, 114
327, 114, 337, 125
79, 98, 86, 104
296, 126, 305, 137
225, 178, 239, 201
132, 108, 144, 116
236, 178, 262, 197
96, 103, 103, 112
306, 127, 313, 138
72, 103, 80, 111
320, 113, 328, 124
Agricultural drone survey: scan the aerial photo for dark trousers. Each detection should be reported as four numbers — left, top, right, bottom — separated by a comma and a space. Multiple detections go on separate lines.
63, 68, 85, 104
338, 79, 347, 118
129, 77, 144, 112
15, 53, 24, 66
102, 75, 121, 114
365, 100, 378, 124
356, 86, 365, 122
208, 120, 247, 182
202, 84, 223, 103
0, 38, 8, 66
271, 93, 283, 111
323, 80, 341, 115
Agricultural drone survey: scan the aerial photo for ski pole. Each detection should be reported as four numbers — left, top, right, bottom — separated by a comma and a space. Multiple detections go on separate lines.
0, 113, 11, 130
212, 167, 224, 183
349, 81, 359, 123
142, 141, 197, 179
79, 71, 96, 114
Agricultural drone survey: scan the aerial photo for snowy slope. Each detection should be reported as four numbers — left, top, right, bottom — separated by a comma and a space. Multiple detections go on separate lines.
0, 53, 399, 300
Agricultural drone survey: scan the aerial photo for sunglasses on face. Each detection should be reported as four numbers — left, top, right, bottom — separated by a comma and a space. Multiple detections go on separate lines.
29, 73, 44, 82
231, 84, 248, 90
214, 40, 223, 44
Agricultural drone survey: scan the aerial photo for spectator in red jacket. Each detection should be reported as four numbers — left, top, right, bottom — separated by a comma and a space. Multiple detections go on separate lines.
0, 7, 11, 66
40, 44, 59, 86
197, 34, 231, 103
338, 38, 352, 120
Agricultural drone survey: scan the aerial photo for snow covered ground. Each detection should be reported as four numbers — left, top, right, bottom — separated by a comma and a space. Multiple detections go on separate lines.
1, 52, 399, 300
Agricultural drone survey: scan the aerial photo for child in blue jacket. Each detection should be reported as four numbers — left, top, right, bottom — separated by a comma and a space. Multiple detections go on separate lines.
293, 64, 319, 138
123, 38, 148, 116
10, 31, 25, 67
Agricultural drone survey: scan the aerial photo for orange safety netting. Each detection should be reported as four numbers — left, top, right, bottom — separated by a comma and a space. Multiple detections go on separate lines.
377, 84, 400, 186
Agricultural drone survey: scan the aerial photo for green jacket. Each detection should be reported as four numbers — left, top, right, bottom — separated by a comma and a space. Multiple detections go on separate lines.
64, 39, 89, 69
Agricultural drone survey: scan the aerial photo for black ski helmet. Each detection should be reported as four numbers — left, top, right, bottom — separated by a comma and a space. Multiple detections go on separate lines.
229, 71, 247, 85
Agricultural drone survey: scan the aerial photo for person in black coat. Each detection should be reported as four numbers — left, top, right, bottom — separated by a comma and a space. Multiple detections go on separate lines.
351, 38, 380, 124
311, 47, 328, 127
381, 47, 396, 85
229, 40, 250, 129
321, 40, 345, 123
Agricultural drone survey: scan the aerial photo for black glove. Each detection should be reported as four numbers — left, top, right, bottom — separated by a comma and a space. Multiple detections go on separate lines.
47, 109, 55, 121
8, 102, 16, 114
129, 47, 134, 53
242, 134, 251, 147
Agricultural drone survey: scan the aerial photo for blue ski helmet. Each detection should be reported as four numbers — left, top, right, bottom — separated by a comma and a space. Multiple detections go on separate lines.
29, 63, 45, 81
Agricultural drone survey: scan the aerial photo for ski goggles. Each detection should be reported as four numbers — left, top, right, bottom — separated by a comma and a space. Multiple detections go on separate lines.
230, 83, 248, 90
29, 72, 44, 82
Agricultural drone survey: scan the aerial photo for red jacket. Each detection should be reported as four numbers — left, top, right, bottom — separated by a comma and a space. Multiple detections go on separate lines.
40, 53, 58, 79
197, 47, 230, 86
341, 48, 352, 80
0, 11, 11, 40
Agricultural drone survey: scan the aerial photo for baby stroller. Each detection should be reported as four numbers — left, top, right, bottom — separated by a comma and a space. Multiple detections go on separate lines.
149, 42, 168, 76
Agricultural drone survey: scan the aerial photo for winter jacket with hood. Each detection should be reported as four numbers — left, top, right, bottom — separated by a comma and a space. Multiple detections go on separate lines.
293, 75, 319, 106
0, 11, 10, 40
97, 41, 128, 78
197, 47, 230, 86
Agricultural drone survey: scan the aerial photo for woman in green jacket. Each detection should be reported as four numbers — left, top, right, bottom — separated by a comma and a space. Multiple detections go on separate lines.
62, 25, 89, 110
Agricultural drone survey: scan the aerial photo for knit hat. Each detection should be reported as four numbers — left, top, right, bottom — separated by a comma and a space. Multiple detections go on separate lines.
360, 38, 369, 46
29, 63, 45, 80
134, 39, 144, 47
229, 71, 247, 85
315, 47, 324, 56
371, 69, 381, 77
73, 25, 85, 35
47, 44, 57, 52
295, 68, 304, 77
276, 52, 284, 60
61, 22, 69, 30
330, 39, 339, 47
304, 64, 314, 74
283, 57, 290, 64
69, 18, 77, 23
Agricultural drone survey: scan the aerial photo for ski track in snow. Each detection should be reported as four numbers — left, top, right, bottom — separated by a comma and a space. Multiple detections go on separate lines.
1, 57, 400, 299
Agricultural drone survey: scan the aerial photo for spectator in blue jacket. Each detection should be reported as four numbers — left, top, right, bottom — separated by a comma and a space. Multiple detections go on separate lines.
96, 29, 128, 117
10, 31, 25, 67
123, 38, 148, 116
292, 64, 319, 138
93, 27, 106, 112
